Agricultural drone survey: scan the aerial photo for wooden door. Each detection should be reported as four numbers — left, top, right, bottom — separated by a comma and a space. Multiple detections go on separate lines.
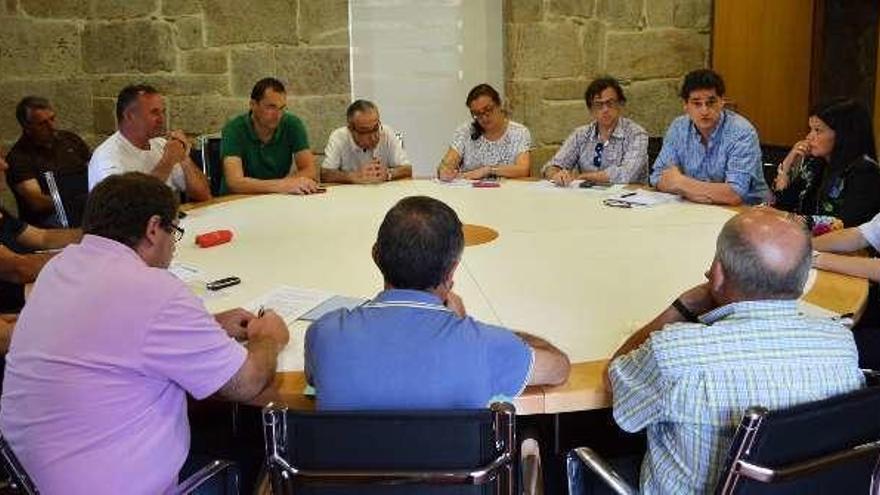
712, 0, 816, 146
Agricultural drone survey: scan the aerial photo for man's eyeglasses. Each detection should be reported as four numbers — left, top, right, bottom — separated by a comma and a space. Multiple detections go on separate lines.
687, 97, 720, 110
470, 104, 497, 120
349, 122, 382, 136
165, 223, 185, 243
590, 99, 619, 111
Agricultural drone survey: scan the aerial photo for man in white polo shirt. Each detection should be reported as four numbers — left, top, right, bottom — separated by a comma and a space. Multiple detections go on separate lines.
88, 84, 212, 202
321, 100, 412, 184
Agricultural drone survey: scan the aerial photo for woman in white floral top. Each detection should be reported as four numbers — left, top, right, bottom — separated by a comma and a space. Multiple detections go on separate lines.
437, 84, 531, 181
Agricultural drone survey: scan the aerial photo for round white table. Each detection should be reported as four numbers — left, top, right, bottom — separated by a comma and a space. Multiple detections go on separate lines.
178, 180, 868, 414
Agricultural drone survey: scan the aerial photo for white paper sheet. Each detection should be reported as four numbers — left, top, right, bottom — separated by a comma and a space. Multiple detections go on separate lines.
605, 190, 680, 207
245, 286, 333, 325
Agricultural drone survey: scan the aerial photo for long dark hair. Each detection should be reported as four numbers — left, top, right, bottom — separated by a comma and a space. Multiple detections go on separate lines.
466, 84, 502, 140
812, 97, 876, 172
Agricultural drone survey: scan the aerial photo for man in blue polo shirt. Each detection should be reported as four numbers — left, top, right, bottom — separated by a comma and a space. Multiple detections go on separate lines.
305, 196, 570, 410
220, 77, 320, 195
650, 69, 769, 205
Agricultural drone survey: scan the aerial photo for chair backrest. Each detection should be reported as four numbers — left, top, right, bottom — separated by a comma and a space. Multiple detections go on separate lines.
192, 134, 223, 196
43, 171, 88, 228
716, 385, 880, 494
0, 434, 40, 495
262, 402, 516, 495
646, 136, 663, 176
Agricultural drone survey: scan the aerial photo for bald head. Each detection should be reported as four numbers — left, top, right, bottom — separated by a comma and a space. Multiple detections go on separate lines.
715, 209, 812, 300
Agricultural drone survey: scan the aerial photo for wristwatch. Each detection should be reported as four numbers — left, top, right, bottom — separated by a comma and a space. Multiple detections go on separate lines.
489, 166, 499, 179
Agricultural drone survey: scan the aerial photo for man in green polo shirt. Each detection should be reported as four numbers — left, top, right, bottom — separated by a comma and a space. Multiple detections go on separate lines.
220, 77, 320, 194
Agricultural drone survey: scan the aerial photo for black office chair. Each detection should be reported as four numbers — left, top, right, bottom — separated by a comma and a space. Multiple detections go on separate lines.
760, 143, 790, 189
646, 136, 663, 174
0, 435, 38, 495
42, 170, 88, 228
566, 381, 880, 494
192, 134, 224, 196
0, 433, 239, 494
262, 401, 516, 495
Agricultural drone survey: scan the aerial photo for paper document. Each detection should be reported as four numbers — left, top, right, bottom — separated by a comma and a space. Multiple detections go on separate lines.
300, 295, 368, 321
433, 178, 472, 188
604, 190, 680, 207
530, 179, 584, 190
168, 262, 204, 283
246, 285, 333, 325
531, 180, 626, 194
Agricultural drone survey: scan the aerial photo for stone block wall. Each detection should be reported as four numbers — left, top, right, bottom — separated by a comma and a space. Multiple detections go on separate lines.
0, 0, 711, 181
0, 0, 350, 154
504, 0, 711, 171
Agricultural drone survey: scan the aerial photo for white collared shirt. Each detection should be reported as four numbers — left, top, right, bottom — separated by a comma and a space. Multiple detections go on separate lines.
321, 124, 409, 172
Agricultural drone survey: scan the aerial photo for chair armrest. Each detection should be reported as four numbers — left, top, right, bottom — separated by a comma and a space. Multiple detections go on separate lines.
174, 459, 239, 495
862, 369, 880, 386
568, 447, 638, 495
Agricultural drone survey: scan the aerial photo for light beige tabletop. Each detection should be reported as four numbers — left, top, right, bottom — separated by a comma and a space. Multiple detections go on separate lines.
178, 180, 869, 414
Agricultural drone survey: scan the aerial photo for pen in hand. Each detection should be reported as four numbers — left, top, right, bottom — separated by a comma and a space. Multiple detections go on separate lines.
257, 305, 266, 318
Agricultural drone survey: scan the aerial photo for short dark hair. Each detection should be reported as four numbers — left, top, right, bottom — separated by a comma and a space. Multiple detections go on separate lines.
811, 97, 877, 169
15, 96, 52, 127
83, 172, 180, 249
116, 84, 160, 122
716, 216, 811, 299
374, 196, 464, 290
466, 83, 502, 140
584, 77, 626, 107
250, 77, 286, 102
346, 99, 378, 121
679, 69, 726, 100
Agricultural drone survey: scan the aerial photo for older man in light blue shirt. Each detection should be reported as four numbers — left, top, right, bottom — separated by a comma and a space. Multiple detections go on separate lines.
650, 69, 769, 205
600, 209, 863, 494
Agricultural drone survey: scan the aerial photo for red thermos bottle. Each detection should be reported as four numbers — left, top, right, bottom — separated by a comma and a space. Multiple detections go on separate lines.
195, 230, 233, 248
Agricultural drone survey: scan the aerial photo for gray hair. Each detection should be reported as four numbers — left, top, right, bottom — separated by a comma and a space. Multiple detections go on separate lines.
346, 99, 378, 122
716, 219, 811, 299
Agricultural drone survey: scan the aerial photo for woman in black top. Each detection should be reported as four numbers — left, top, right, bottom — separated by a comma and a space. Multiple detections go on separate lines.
774, 98, 880, 228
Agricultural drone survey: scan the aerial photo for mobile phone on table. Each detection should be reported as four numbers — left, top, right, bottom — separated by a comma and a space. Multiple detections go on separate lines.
206, 276, 241, 291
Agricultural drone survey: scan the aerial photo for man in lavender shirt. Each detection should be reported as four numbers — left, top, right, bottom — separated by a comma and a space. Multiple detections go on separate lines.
0, 172, 290, 494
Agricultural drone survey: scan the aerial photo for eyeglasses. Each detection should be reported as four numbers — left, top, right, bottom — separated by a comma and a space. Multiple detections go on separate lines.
593, 142, 605, 168
165, 223, 185, 243
590, 99, 619, 111
470, 104, 497, 120
687, 97, 720, 110
349, 121, 382, 136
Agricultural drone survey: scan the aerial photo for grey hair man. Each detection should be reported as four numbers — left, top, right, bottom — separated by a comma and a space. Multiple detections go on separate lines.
596, 209, 864, 494
321, 99, 412, 184
88, 84, 212, 202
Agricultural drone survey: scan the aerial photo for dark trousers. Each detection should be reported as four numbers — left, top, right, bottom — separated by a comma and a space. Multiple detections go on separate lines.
854, 284, 880, 370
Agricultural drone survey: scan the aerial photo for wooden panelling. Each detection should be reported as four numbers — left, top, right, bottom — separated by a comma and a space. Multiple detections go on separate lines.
875, 26, 880, 152
713, 0, 815, 146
